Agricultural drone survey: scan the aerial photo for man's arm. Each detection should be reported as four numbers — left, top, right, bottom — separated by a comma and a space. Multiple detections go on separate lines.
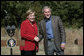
58, 16, 66, 50
58, 16, 66, 43
38, 22, 44, 42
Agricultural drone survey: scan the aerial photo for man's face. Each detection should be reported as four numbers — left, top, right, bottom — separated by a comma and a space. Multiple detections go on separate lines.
27, 13, 35, 22
43, 8, 51, 19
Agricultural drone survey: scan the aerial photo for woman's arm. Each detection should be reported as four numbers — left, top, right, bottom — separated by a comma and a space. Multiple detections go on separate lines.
21, 22, 35, 41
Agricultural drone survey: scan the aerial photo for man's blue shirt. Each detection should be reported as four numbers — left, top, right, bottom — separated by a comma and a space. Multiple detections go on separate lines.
45, 17, 54, 39
45, 16, 65, 44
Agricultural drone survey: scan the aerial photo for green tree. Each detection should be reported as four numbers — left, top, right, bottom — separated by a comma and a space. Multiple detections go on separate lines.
1, 1, 83, 28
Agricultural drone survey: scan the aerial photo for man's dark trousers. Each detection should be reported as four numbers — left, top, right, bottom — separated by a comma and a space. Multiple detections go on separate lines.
46, 39, 64, 55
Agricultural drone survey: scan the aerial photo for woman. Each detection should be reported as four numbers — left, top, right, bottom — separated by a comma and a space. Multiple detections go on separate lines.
20, 9, 39, 55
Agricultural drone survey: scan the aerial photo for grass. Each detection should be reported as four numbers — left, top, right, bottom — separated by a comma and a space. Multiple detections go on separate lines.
1, 27, 83, 55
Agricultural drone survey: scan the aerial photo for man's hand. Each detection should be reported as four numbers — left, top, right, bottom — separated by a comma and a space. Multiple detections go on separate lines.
34, 36, 39, 42
61, 43, 65, 50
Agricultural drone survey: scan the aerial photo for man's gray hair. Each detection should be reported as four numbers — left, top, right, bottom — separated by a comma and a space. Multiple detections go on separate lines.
42, 6, 51, 12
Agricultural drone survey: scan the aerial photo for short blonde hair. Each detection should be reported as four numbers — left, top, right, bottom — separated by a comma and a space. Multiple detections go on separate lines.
26, 9, 35, 16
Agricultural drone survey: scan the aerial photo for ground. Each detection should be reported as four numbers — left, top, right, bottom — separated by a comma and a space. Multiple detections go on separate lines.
1, 27, 83, 55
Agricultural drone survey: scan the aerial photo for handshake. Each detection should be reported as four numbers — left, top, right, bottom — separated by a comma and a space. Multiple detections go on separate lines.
34, 36, 39, 42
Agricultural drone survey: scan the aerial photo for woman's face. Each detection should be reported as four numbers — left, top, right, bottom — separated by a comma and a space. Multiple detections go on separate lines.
27, 13, 35, 22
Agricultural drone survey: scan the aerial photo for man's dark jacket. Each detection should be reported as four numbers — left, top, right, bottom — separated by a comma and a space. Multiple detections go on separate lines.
38, 16, 66, 53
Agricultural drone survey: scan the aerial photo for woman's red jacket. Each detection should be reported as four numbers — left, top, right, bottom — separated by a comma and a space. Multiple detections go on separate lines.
20, 19, 39, 51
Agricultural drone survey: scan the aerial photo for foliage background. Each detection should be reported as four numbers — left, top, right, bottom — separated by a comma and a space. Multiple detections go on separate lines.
1, 1, 83, 28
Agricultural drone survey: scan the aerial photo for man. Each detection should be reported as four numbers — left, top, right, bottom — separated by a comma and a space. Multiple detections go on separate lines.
38, 6, 66, 55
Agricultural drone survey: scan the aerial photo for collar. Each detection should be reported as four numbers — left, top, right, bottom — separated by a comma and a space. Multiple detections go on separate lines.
26, 19, 35, 24
44, 16, 51, 22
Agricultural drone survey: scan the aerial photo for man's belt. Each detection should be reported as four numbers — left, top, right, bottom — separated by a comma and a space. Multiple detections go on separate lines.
47, 38, 54, 41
